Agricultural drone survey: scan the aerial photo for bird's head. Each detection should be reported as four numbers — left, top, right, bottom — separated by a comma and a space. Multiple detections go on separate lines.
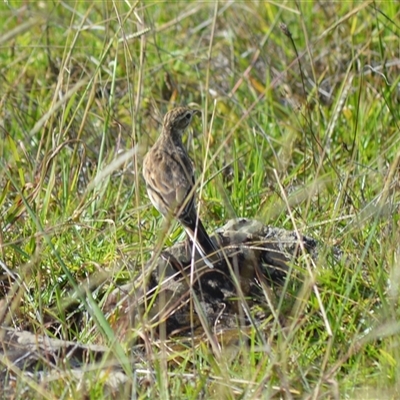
162, 107, 200, 135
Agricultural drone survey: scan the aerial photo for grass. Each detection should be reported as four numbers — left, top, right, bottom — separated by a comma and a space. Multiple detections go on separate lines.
1, 0, 399, 398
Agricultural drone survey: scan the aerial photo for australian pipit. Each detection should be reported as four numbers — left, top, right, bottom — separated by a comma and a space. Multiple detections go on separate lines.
143, 107, 219, 268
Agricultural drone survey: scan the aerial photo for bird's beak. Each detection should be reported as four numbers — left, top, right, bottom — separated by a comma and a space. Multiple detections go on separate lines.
192, 109, 201, 117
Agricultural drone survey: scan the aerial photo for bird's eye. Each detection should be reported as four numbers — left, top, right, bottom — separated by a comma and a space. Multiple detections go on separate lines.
184, 112, 192, 120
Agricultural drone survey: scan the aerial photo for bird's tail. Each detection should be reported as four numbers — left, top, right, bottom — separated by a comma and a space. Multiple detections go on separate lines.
184, 218, 220, 268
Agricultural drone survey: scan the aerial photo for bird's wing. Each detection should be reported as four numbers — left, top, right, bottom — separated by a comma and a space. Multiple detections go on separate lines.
144, 145, 195, 218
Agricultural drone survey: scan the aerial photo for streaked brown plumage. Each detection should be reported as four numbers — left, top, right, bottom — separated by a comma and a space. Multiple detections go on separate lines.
143, 107, 218, 267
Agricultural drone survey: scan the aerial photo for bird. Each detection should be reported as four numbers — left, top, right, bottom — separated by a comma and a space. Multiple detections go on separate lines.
143, 107, 219, 268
